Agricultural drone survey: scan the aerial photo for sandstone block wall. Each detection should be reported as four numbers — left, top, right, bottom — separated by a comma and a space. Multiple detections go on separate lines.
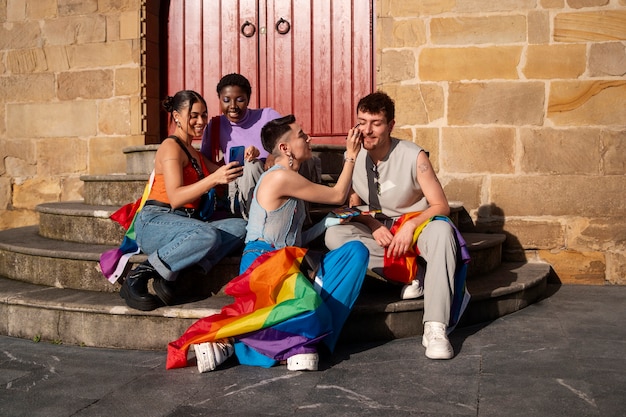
377, 0, 626, 284
0, 0, 144, 228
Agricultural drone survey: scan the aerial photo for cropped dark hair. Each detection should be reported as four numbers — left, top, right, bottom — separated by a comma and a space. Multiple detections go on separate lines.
162, 90, 207, 117
216, 73, 252, 98
357, 91, 395, 123
261, 114, 296, 154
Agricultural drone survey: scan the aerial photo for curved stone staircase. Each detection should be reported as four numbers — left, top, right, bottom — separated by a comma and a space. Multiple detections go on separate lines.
0, 145, 551, 350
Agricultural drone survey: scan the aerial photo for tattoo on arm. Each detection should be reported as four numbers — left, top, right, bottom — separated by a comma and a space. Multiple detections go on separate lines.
418, 161, 441, 184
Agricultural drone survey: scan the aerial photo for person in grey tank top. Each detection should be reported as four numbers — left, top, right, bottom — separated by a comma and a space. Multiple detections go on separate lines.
325, 92, 463, 360
190, 115, 370, 373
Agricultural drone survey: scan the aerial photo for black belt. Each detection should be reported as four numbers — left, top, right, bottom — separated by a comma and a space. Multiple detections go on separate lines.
144, 200, 196, 217
372, 212, 395, 229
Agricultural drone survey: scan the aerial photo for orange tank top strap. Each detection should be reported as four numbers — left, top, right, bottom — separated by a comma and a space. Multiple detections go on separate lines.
168, 135, 205, 181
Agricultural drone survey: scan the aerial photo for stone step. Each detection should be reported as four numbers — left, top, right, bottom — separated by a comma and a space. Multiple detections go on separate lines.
343, 261, 551, 342
0, 261, 550, 350
123, 144, 158, 175
37, 200, 466, 248
0, 226, 505, 293
38, 202, 123, 246
81, 174, 148, 206
463, 232, 505, 277
0, 226, 239, 294
0, 226, 117, 293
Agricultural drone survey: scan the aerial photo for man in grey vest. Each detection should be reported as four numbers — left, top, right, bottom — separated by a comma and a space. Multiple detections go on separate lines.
325, 91, 460, 360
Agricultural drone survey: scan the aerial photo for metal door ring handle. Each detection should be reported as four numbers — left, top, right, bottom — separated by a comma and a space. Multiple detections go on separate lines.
241, 20, 256, 37
276, 18, 290, 35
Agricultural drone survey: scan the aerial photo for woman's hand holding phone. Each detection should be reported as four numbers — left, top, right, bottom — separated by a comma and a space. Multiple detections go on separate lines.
229, 146, 245, 166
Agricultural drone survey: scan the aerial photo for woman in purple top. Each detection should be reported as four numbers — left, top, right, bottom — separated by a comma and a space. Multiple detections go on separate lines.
200, 73, 281, 219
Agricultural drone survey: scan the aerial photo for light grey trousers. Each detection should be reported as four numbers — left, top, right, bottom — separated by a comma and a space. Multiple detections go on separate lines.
325, 219, 457, 324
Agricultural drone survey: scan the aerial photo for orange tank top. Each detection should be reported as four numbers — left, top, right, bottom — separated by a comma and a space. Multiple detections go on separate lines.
148, 151, 209, 209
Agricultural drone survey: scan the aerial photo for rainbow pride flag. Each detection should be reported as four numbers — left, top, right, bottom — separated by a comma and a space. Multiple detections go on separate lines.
99, 171, 154, 284
166, 246, 332, 370
383, 214, 471, 329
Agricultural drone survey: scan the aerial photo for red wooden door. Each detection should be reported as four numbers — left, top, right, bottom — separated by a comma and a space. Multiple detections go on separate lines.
167, 0, 373, 144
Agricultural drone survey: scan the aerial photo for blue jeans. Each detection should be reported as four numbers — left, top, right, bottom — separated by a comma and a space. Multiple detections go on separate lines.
134, 205, 247, 281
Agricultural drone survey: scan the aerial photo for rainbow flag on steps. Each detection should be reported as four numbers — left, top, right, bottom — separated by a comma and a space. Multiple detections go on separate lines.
99, 171, 154, 284
166, 246, 332, 370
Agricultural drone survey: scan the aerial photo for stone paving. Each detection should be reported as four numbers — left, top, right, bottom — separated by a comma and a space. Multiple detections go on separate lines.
1, 284, 624, 417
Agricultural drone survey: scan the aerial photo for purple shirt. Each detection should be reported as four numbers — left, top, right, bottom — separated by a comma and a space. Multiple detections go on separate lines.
200, 108, 281, 163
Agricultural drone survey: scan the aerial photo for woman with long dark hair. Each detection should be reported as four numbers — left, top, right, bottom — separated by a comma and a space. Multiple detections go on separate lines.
120, 90, 247, 311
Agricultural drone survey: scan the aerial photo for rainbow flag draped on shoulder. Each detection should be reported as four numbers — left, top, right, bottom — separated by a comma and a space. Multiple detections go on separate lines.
99, 170, 154, 284
166, 246, 332, 370
383, 214, 471, 329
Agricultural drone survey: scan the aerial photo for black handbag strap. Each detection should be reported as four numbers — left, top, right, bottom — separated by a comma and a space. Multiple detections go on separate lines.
167, 135, 205, 179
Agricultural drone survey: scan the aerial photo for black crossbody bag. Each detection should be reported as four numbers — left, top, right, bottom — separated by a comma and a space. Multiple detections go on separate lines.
168, 135, 215, 221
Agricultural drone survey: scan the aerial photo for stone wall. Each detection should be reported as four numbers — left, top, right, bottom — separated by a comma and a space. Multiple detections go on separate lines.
0, 0, 144, 228
376, 0, 626, 284
0, 0, 624, 284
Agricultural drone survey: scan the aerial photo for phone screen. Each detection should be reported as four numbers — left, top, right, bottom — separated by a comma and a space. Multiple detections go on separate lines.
229, 146, 245, 166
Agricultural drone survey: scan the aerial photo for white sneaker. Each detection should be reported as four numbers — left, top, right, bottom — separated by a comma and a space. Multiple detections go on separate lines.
194, 339, 234, 373
422, 322, 453, 360
400, 264, 426, 300
401, 279, 424, 299
287, 353, 319, 371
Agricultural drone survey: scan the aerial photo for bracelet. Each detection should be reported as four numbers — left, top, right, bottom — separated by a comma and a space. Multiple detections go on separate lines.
345, 157, 355, 163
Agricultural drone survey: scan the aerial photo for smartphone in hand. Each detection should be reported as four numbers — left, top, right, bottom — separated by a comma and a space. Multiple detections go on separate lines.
229, 146, 245, 166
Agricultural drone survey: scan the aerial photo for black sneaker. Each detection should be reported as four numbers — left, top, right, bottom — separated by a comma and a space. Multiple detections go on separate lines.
120, 261, 162, 311
153, 275, 177, 305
